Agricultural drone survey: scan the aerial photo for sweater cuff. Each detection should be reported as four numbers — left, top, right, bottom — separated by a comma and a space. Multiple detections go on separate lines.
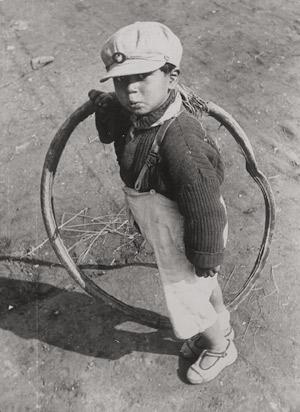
186, 246, 224, 270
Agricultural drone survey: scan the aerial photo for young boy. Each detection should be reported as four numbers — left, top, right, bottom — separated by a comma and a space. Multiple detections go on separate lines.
88, 21, 237, 384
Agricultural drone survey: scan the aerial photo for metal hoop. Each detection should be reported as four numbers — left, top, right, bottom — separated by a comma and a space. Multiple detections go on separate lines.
40, 100, 275, 329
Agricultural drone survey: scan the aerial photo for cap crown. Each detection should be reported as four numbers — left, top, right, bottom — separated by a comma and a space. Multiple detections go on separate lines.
100, 22, 182, 82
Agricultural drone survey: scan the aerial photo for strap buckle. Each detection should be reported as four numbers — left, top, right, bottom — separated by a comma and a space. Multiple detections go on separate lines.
145, 152, 160, 168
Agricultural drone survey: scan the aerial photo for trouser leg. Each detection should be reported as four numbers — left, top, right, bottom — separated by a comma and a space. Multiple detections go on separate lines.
124, 189, 220, 339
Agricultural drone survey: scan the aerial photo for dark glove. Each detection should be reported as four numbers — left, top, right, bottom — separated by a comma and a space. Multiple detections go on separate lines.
88, 89, 116, 117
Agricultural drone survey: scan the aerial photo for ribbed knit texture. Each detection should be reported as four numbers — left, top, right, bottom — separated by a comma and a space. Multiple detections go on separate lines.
96, 96, 227, 269
160, 113, 226, 268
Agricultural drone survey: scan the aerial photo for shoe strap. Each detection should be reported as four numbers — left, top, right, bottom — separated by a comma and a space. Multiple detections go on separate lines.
224, 326, 233, 338
200, 339, 231, 359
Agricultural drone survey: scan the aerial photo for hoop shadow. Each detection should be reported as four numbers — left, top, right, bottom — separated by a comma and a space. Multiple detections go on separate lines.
0, 277, 180, 360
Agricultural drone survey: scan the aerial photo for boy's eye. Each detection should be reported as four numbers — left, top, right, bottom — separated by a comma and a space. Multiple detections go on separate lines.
137, 73, 147, 80
115, 76, 126, 82
114, 71, 153, 84
137, 72, 151, 80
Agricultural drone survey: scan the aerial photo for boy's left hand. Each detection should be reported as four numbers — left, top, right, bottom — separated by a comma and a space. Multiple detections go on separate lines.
195, 265, 220, 278
88, 89, 116, 116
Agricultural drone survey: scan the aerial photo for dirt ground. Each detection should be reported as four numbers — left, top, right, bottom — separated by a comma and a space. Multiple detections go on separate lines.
1, 0, 300, 411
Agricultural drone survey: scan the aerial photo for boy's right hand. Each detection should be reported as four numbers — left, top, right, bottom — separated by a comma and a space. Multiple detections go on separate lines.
88, 89, 115, 116
195, 265, 220, 278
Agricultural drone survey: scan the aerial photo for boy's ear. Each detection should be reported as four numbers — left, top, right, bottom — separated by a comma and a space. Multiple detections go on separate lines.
168, 69, 180, 89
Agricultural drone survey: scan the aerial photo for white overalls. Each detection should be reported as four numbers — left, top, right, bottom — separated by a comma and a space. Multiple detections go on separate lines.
124, 187, 228, 340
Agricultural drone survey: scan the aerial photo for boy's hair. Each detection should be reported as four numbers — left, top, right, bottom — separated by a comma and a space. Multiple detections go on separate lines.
160, 63, 177, 74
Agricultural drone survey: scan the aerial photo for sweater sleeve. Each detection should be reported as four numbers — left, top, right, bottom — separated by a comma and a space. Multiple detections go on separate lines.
178, 177, 227, 269
161, 115, 227, 270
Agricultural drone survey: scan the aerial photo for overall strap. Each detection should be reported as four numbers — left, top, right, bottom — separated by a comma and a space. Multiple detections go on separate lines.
134, 117, 176, 191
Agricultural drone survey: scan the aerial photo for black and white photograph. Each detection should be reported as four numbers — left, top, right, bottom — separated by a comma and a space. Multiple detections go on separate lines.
0, 1, 299, 411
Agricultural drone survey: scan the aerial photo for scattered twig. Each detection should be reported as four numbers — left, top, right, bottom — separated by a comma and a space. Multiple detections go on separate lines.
62, 211, 124, 221
242, 312, 254, 341
60, 212, 66, 226
88, 136, 99, 143
254, 51, 265, 60
258, 289, 276, 300
21, 207, 88, 257
61, 222, 114, 228
132, 254, 145, 263
67, 234, 94, 253
226, 253, 238, 259
63, 207, 140, 263
62, 228, 103, 234
270, 264, 280, 294
116, 219, 129, 231
59, 208, 88, 226
243, 51, 265, 65
266, 366, 281, 372
113, 236, 138, 253
253, 326, 263, 354
21, 238, 50, 258
77, 232, 102, 263
22, 206, 141, 265
246, 294, 255, 308
222, 266, 236, 293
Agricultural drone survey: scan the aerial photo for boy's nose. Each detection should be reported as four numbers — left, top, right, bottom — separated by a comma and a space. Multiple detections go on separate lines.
126, 83, 138, 93
125, 75, 140, 92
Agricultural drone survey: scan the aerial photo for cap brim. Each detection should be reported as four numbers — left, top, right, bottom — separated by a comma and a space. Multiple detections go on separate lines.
99, 59, 166, 83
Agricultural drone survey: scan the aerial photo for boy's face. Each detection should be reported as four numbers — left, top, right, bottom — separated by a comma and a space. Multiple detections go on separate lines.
113, 69, 178, 116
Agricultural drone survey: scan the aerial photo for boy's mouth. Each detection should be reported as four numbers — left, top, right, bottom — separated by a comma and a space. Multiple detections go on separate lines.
128, 101, 142, 109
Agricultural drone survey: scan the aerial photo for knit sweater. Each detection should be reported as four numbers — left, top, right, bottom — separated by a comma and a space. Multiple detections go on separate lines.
95, 92, 227, 269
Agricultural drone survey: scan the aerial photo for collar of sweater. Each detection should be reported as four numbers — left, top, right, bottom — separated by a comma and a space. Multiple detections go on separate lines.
130, 90, 182, 130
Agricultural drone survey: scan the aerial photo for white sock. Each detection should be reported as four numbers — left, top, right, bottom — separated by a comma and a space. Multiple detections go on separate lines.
217, 308, 231, 333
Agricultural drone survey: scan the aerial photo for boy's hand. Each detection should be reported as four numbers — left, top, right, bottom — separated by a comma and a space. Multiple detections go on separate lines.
88, 89, 115, 115
195, 265, 220, 278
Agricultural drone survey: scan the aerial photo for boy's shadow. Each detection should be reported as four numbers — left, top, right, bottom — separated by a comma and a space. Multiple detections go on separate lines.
0, 277, 181, 360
